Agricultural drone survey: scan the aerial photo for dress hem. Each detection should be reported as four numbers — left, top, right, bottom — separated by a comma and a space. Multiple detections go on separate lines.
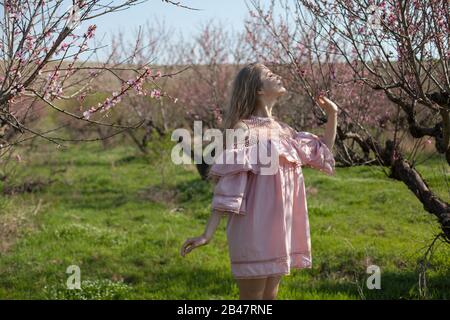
230, 252, 312, 279
232, 265, 313, 280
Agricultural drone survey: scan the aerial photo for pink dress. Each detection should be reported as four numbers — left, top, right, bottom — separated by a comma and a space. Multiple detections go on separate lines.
207, 115, 336, 279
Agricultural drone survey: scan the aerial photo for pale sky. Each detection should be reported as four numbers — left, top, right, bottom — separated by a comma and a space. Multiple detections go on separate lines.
96, 0, 251, 36
91, 0, 261, 62
0, 0, 282, 63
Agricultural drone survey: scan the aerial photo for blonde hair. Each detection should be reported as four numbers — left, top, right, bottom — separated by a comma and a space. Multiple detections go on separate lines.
222, 62, 264, 130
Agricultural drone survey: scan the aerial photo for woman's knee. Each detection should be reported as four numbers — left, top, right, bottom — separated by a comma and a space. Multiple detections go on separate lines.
237, 277, 267, 300
263, 275, 282, 300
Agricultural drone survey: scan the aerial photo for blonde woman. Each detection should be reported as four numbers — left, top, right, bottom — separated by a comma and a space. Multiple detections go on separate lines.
181, 62, 338, 300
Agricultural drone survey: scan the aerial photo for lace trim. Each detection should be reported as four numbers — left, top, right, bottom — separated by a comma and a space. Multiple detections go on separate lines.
231, 251, 310, 264
230, 116, 297, 149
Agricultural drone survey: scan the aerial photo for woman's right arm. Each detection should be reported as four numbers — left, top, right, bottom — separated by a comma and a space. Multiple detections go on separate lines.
181, 134, 249, 257
202, 209, 225, 241
180, 210, 225, 257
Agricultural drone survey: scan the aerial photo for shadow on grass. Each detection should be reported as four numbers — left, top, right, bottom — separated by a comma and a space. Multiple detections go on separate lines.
285, 269, 450, 299
145, 266, 238, 299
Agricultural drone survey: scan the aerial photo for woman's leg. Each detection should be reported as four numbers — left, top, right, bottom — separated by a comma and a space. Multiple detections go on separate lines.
262, 275, 282, 300
236, 277, 267, 300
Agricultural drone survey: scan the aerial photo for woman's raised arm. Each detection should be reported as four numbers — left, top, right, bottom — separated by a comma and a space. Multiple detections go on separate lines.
316, 96, 338, 149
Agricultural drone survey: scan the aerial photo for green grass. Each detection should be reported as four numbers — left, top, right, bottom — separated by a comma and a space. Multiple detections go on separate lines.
0, 136, 449, 300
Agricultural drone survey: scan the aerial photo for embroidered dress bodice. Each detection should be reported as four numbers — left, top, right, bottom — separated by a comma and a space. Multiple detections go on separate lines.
230, 115, 297, 149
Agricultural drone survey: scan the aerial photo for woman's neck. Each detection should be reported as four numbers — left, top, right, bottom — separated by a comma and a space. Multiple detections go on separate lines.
252, 103, 275, 118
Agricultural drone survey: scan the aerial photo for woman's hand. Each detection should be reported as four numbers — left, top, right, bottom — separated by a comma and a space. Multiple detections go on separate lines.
315, 95, 339, 115
180, 235, 210, 257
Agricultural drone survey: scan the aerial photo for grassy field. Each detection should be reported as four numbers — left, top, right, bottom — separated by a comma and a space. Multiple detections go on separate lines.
0, 135, 449, 299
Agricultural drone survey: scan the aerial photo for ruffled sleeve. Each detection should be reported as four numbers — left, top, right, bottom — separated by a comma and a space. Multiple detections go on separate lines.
209, 171, 248, 216
294, 131, 336, 176
206, 148, 252, 215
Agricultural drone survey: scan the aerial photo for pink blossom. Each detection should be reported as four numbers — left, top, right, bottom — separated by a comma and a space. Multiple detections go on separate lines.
150, 89, 161, 99
83, 106, 97, 120
80, 43, 88, 51
83, 110, 91, 119
84, 25, 97, 39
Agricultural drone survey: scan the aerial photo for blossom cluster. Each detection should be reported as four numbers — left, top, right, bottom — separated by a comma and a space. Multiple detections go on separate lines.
82, 67, 163, 120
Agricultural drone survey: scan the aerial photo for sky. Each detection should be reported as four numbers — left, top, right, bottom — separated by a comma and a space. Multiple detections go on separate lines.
96, 0, 252, 36
0, 0, 282, 63
91, 0, 261, 62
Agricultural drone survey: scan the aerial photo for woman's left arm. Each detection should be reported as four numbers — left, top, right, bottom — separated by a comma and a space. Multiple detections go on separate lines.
323, 111, 338, 150
316, 96, 338, 150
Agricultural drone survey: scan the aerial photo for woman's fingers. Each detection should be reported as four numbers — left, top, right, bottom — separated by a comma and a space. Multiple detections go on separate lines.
315, 95, 326, 106
186, 245, 194, 254
317, 95, 329, 105
315, 96, 338, 113
181, 238, 196, 256
181, 236, 209, 257
181, 239, 191, 256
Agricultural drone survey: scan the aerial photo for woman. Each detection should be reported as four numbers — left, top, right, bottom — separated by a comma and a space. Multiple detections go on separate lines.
180, 62, 338, 300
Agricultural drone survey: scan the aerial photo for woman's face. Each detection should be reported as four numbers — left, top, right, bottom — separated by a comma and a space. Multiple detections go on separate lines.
258, 65, 287, 98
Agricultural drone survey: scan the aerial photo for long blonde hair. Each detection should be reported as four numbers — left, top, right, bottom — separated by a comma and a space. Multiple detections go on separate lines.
222, 62, 264, 130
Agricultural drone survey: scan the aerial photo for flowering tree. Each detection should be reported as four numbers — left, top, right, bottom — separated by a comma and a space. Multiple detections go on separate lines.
245, 0, 398, 163
0, 0, 191, 156
246, 0, 450, 242
55, 18, 187, 152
